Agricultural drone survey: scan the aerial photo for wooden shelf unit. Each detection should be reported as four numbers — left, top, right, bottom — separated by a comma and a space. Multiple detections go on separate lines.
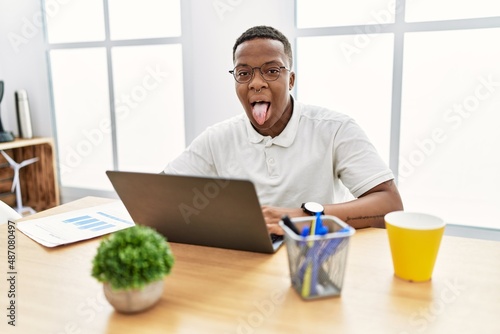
0, 137, 60, 212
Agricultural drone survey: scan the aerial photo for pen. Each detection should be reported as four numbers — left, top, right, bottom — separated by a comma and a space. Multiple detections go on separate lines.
281, 215, 300, 235
301, 213, 319, 298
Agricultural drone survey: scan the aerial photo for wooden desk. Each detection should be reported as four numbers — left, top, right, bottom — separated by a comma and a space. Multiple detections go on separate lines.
1, 197, 499, 334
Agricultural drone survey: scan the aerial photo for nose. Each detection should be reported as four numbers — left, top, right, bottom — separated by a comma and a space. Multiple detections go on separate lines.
248, 69, 268, 92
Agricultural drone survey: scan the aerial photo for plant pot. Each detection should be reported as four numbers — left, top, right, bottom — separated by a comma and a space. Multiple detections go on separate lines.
103, 280, 164, 313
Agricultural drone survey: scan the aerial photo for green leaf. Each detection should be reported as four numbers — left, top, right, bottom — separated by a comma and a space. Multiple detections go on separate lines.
91, 225, 175, 290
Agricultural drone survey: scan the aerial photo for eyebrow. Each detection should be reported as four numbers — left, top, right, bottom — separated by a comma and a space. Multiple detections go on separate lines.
234, 61, 285, 68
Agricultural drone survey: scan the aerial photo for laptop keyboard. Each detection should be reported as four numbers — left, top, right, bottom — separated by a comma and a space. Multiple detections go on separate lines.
270, 233, 283, 243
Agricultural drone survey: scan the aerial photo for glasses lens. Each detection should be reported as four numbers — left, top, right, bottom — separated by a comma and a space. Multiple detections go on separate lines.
233, 65, 253, 83
261, 64, 282, 81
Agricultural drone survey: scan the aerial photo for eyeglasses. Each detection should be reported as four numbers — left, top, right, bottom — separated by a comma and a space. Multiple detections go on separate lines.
229, 63, 290, 83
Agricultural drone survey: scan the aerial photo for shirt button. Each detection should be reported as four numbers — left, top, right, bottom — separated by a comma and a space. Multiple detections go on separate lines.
268, 158, 275, 165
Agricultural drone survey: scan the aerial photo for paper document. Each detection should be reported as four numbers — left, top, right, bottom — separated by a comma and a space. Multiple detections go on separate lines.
17, 201, 135, 247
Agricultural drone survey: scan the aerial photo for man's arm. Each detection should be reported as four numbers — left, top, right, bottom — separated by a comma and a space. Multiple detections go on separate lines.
263, 179, 404, 234
325, 179, 403, 229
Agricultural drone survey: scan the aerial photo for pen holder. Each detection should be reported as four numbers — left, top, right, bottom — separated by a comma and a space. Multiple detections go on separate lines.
279, 216, 355, 300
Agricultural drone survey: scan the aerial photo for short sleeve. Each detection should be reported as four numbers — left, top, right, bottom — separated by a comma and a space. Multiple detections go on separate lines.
333, 118, 394, 198
163, 130, 218, 176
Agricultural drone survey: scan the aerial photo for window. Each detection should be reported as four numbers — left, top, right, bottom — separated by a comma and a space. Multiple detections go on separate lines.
405, 0, 500, 22
296, 0, 395, 28
400, 28, 500, 229
44, 0, 185, 193
50, 47, 112, 190
296, 34, 394, 164
107, 0, 181, 40
295, 0, 500, 229
45, 0, 105, 43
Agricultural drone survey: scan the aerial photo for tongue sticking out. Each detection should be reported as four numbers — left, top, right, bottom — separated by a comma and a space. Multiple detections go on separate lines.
252, 102, 269, 125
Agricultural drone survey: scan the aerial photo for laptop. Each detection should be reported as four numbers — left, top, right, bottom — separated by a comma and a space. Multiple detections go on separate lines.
106, 171, 284, 254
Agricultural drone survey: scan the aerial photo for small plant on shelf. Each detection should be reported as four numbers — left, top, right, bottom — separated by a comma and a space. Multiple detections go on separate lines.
91, 225, 175, 313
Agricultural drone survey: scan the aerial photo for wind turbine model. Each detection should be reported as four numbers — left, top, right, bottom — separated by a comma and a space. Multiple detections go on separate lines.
0, 150, 39, 215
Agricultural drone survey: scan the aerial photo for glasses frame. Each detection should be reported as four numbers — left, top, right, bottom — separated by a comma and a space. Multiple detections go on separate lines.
229, 63, 290, 83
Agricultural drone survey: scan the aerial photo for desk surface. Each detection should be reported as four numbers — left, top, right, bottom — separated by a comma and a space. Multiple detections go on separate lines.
1, 197, 499, 334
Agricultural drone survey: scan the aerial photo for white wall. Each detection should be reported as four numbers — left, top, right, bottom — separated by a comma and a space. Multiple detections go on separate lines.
182, 0, 294, 143
0, 0, 53, 138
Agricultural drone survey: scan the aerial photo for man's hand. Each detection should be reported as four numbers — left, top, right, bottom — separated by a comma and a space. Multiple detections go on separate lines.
261, 205, 304, 235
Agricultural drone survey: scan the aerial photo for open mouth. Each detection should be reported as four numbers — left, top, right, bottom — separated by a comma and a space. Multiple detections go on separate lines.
251, 101, 270, 125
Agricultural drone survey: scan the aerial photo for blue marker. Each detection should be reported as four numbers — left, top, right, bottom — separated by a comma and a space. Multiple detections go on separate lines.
301, 212, 328, 237
314, 212, 328, 235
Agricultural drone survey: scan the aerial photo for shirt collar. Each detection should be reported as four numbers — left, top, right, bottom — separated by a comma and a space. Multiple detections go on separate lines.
245, 97, 300, 147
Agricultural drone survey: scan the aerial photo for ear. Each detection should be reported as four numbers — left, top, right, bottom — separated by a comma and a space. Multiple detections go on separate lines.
288, 71, 295, 90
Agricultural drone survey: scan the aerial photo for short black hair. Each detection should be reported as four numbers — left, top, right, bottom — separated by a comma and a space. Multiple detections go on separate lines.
232, 26, 293, 67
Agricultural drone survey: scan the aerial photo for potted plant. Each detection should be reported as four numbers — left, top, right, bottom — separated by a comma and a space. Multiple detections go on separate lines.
91, 225, 175, 313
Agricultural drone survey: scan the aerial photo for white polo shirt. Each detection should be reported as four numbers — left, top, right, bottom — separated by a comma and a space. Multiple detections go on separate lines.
164, 100, 394, 208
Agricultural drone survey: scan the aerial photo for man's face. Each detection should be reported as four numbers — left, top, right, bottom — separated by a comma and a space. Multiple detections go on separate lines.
233, 38, 295, 137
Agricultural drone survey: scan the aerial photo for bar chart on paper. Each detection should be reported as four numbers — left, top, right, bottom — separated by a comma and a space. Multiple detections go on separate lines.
17, 201, 135, 247
63, 212, 132, 232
